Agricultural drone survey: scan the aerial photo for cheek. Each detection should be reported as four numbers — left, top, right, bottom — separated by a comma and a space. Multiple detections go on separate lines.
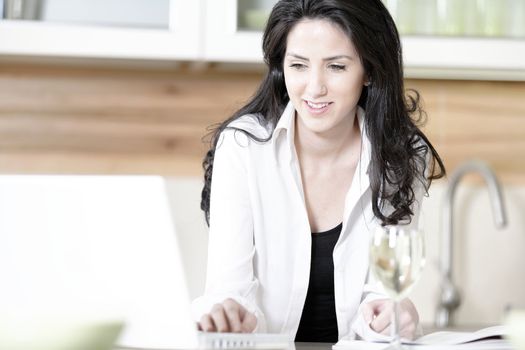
284, 74, 304, 97
332, 74, 363, 92
334, 81, 365, 103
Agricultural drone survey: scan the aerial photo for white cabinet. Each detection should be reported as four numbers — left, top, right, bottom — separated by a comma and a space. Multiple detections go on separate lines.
204, 0, 264, 62
202, 0, 525, 80
1, 0, 524, 80
401, 36, 525, 80
0, 0, 202, 60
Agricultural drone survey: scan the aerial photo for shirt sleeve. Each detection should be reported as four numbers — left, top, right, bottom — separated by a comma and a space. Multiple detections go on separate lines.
191, 129, 267, 332
348, 270, 390, 341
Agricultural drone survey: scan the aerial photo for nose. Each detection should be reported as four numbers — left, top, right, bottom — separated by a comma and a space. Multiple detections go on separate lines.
305, 69, 327, 98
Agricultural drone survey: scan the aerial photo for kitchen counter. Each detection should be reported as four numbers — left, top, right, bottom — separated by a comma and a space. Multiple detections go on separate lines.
114, 344, 334, 350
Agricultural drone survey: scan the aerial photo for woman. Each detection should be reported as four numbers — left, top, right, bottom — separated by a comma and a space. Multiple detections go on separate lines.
192, 0, 445, 342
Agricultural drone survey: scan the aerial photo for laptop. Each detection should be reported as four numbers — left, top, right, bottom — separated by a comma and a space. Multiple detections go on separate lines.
0, 175, 291, 350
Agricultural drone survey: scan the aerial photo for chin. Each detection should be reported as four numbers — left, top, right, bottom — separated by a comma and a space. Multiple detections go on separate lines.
301, 119, 336, 135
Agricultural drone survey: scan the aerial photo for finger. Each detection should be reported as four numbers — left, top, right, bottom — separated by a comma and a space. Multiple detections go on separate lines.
399, 321, 417, 340
379, 310, 417, 338
210, 304, 230, 332
367, 299, 391, 333
223, 299, 243, 333
236, 303, 257, 333
398, 302, 419, 340
362, 299, 389, 325
370, 303, 393, 334
401, 298, 419, 325
199, 314, 216, 332
361, 302, 375, 324
241, 310, 257, 333
398, 299, 418, 337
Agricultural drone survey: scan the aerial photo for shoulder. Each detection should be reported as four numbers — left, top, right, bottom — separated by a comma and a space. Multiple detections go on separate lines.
213, 114, 275, 177
217, 114, 273, 151
227, 114, 272, 139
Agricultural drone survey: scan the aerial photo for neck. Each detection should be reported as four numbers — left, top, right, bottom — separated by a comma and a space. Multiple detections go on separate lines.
294, 113, 361, 167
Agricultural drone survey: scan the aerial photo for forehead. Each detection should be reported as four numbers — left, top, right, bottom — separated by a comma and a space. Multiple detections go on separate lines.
285, 18, 358, 56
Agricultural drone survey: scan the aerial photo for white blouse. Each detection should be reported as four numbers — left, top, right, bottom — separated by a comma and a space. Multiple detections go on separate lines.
191, 101, 424, 340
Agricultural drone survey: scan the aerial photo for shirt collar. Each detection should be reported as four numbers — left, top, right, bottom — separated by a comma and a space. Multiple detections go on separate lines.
271, 101, 296, 162
356, 106, 371, 176
271, 101, 370, 173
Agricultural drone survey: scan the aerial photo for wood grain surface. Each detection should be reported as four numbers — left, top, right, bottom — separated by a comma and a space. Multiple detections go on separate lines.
0, 63, 523, 183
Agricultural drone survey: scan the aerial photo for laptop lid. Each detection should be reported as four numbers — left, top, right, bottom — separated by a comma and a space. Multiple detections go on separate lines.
0, 175, 198, 349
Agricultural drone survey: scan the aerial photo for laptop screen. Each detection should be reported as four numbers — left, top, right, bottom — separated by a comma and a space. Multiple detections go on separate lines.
0, 175, 198, 349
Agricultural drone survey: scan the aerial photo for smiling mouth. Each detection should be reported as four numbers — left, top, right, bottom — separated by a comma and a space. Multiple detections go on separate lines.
304, 100, 333, 115
305, 100, 331, 109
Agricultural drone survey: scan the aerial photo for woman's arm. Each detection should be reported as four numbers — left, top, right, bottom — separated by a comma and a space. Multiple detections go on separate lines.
191, 129, 266, 332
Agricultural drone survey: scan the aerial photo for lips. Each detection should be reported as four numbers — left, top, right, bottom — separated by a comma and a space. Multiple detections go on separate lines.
306, 100, 330, 109
304, 100, 332, 115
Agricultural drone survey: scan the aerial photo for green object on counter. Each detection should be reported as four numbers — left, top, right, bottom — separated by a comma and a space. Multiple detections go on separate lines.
0, 311, 124, 350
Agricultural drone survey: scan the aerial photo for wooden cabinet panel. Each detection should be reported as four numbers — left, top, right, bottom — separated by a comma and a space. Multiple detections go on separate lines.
0, 63, 523, 183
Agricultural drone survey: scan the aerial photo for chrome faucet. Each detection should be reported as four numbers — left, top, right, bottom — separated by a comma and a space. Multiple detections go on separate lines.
435, 160, 507, 328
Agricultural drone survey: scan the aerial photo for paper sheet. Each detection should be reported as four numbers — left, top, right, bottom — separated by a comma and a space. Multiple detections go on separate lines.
414, 325, 506, 345
333, 339, 512, 350
334, 325, 511, 350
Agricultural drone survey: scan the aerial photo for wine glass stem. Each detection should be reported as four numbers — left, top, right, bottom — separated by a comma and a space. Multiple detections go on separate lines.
391, 300, 401, 347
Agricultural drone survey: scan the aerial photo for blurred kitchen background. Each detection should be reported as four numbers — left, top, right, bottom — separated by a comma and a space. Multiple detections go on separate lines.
0, 0, 524, 330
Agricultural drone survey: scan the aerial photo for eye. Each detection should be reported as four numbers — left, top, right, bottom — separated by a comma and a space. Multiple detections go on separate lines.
289, 63, 307, 71
329, 64, 346, 72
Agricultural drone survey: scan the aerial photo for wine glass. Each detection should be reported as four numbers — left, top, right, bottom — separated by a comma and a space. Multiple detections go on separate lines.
369, 225, 426, 349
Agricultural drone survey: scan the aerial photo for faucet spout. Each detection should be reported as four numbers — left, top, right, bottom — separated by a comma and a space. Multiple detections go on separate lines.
436, 160, 507, 328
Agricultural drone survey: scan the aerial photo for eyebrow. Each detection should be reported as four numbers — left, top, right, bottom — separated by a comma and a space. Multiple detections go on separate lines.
285, 53, 354, 61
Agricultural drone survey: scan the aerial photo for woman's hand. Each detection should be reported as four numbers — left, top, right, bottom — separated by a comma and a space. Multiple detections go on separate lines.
361, 298, 419, 340
198, 298, 257, 333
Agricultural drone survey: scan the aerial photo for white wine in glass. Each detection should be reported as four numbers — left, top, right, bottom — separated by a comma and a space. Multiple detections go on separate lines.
369, 226, 426, 349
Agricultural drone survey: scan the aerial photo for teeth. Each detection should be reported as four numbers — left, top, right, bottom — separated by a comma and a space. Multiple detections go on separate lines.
306, 101, 329, 109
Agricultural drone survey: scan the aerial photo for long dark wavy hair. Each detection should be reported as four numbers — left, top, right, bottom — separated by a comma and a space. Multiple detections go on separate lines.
201, 0, 445, 226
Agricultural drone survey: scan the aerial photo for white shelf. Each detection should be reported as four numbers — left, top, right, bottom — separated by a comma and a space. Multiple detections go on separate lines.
203, 0, 263, 62
402, 36, 525, 80
201, 0, 525, 80
0, 1, 202, 60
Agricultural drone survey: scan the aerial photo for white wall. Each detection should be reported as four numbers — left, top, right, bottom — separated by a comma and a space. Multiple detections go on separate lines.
165, 177, 209, 300
166, 177, 525, 327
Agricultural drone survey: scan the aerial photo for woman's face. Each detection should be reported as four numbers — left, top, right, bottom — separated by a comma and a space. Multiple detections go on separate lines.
283, 18, 367, 136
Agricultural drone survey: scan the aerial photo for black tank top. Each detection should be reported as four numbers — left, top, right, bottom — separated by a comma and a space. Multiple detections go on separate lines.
295, 223, 342, 343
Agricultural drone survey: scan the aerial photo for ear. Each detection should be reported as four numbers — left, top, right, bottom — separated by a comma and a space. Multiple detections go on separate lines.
363, 73, 371, 87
